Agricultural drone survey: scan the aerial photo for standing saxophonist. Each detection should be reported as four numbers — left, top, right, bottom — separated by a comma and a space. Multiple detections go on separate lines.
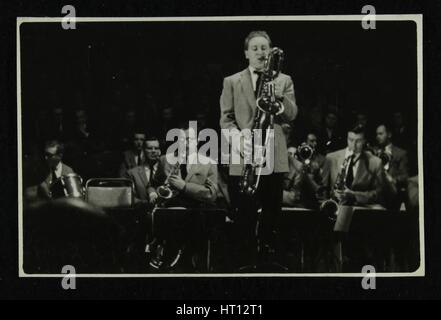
219, 31, 298, 267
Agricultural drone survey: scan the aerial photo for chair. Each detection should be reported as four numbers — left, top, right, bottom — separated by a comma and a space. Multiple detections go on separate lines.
85, 178, 134, 209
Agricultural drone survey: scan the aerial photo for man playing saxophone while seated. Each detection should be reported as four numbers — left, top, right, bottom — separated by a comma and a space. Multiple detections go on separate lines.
321, 124, 386, 206
151, 127, 218, 208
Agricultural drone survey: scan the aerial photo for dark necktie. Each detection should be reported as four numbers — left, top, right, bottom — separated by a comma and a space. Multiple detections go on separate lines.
51, 169, 58, 184
254, 70, 262, 98
345, 155, 356, 188
137, 151, 142, 166
149, 164, 154, 182
180, 164, 188, 180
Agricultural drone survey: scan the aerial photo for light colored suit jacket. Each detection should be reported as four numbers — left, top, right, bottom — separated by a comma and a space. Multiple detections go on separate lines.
124, 164, 157, 202
153, 154, 218, 204
322, 149, 386, 205
119, 149, 145, 177
220, 68, 298, 175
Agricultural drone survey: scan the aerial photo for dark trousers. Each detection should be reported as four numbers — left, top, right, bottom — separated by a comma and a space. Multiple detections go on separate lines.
228, 173, 284, 265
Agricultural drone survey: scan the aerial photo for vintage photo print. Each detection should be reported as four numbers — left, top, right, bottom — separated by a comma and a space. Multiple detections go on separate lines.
17, 15, 423, 278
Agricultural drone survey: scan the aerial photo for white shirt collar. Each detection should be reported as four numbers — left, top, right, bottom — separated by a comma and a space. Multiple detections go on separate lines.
385, 143, 393, 154
344, 148, 361, 161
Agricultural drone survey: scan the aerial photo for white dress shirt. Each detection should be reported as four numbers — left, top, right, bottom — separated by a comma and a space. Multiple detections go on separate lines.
144, 162, 158, 183
249, 66, 260, 91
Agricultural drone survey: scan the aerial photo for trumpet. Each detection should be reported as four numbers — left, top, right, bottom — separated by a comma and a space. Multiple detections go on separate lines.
295, 143, 314, 165
156, 160, 181, 204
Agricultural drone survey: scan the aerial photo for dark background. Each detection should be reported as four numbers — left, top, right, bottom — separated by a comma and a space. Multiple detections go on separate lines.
1, 0, 440, 300
20, 20, 417, 148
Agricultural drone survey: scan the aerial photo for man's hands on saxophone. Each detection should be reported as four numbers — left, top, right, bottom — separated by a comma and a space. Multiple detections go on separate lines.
168, 175, 186, 191
333, 188, 356, 204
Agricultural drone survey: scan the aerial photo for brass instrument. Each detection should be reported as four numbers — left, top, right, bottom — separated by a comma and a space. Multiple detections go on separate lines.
319, 156, 351, 221
239, 47, 285, 196
377, 149, 392, 171
295, 143, 314, 166
148, 159, 185, 271
156, 160, 181, 205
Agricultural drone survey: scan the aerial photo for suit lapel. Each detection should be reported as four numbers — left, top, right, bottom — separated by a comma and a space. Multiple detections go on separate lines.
137, 166, 149, 187
239, 69, 256, 111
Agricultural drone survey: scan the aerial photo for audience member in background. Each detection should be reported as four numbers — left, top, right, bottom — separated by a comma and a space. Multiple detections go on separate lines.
354, 111, 374, 145
39, 140, 75, 199
124, 137, 161, 204
117, 109, 138, 151
63, 108, 95, 179
119, 131, 146, 177
391, 111, 411, 150
318, 111, 344, 154
375, 124, 409, 208
38, 107, 67, 142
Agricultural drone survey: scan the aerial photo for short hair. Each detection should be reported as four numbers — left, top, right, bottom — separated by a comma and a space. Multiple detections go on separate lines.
377, 123, 391, 134
44, 140, 64, 154
133, 130, 146, 137
244, 31, 272, 50
348, 124, 366, 136
145, 136, 159, 142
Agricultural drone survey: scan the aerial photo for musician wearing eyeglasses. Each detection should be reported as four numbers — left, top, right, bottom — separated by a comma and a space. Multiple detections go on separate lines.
219, 31, 297, 267
151, 127, 218, 208
321, 125, 386, 206
39, 140, 74, 199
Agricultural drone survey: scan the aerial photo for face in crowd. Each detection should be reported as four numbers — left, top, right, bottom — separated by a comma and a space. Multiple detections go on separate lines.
44, 145, 63, 170
144, 139, 161, 163
347, 131, 366, 155
376, 125, 391, 147
325, 112, 338, 129
245, 36, 271, 71
133, 133, 146, 152
306, 133, 318, 150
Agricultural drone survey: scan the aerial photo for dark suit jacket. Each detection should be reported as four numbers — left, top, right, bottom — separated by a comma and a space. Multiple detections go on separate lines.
153, 155, 218, 204
322, 149, 386, 205
389, 145, 409, 185
119, 149, 145, 177
124, 164, 157, 202
219, 68, 298, 175
282, 156, 304, 206
39, 163, 74, 199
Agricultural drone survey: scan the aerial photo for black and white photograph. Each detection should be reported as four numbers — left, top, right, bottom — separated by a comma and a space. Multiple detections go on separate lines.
17, 15, 423, 278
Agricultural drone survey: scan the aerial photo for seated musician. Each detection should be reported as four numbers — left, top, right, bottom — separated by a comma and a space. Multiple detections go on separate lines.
123, 137, 161, 205
118, 130, 146, 177
39, 140, 75, 199
151, 127, 218, 207
282, 153, 304, 207
147, 126, 218, 271
374, 123, 409, 208
321, 125, 386, 206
